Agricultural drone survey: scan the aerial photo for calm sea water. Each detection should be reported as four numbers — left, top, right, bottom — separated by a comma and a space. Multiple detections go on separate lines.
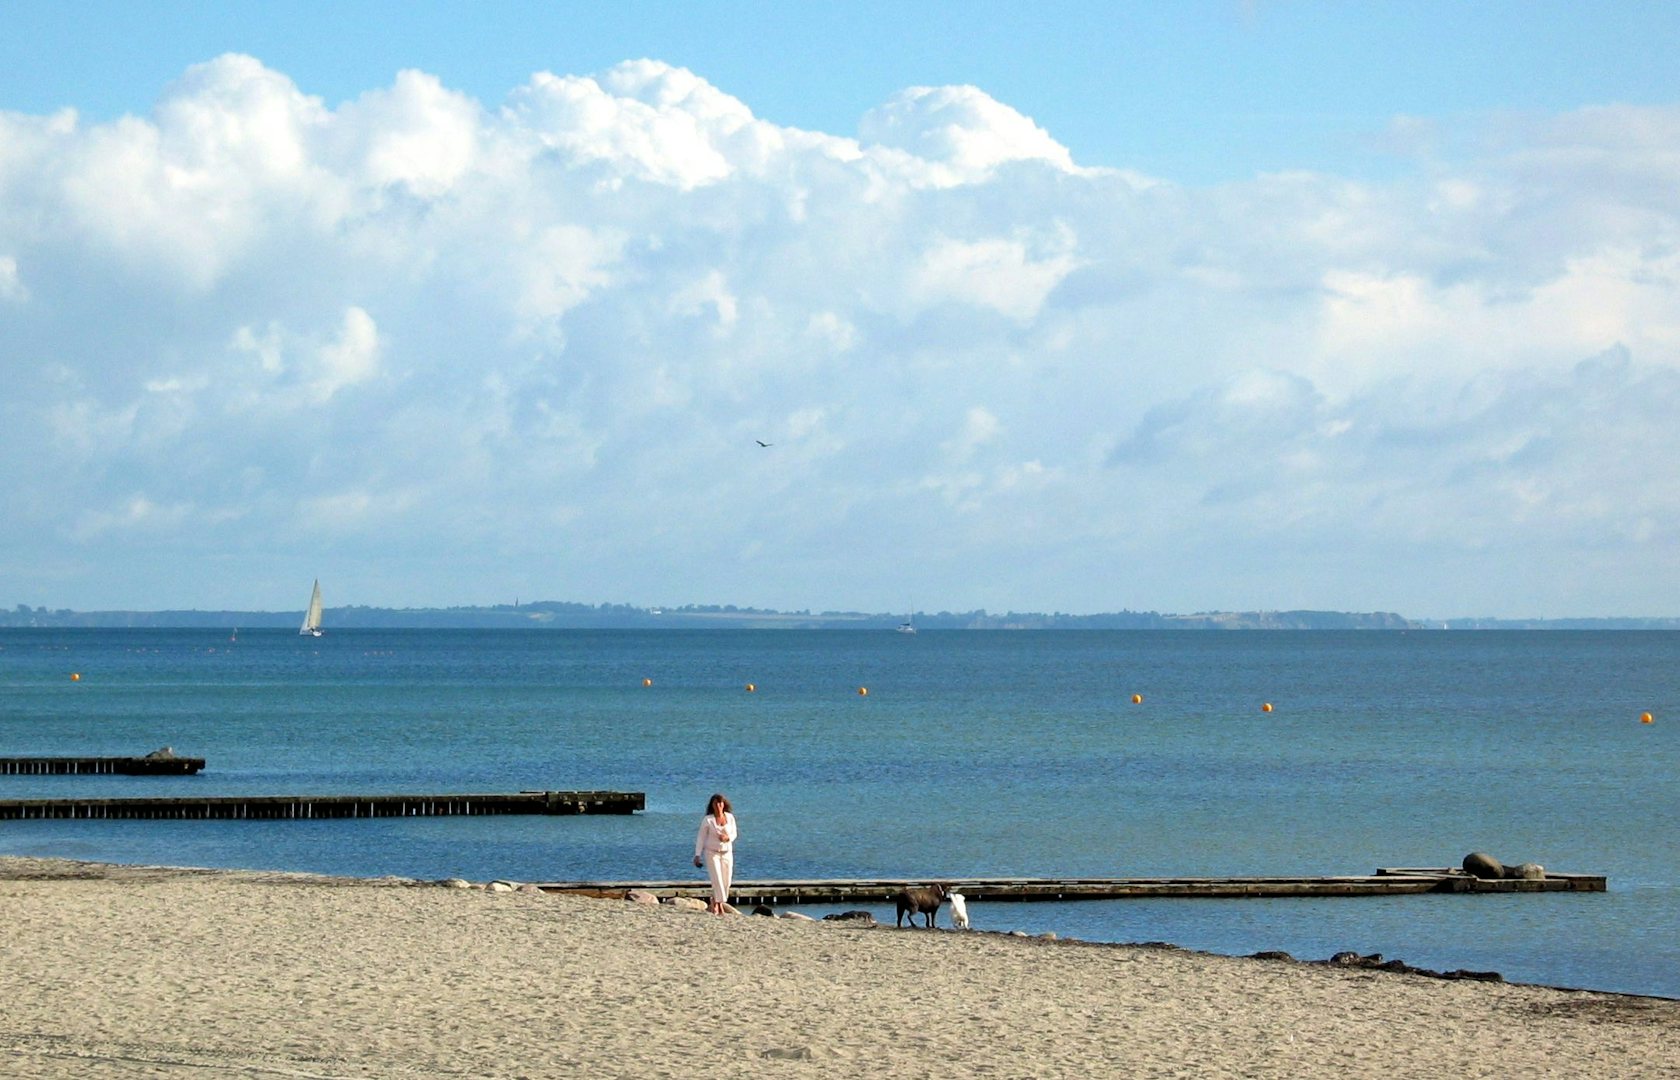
2, 628, 1675, 997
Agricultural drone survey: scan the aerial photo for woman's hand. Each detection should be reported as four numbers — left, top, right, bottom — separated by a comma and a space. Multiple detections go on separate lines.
693, 855, 703, 867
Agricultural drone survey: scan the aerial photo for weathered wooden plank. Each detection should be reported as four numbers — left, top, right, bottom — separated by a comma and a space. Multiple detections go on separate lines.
535, 868, 1605, 904
0, 790, 644, 820
1376, 867, 1608, 892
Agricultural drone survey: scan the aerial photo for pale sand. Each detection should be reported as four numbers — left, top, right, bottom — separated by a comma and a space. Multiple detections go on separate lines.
1, 858, 1675, 1079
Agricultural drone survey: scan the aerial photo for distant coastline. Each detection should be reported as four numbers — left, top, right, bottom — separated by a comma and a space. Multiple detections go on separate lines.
5, 601, 1679, 630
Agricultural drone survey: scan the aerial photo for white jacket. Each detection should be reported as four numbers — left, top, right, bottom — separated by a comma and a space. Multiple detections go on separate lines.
695, 812, 737, 858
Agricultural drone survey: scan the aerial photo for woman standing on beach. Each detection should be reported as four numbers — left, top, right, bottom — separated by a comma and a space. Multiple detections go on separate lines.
693, 793, 737, 915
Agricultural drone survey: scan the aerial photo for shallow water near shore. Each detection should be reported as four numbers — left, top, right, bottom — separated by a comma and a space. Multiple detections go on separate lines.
2, 627, 1675, 997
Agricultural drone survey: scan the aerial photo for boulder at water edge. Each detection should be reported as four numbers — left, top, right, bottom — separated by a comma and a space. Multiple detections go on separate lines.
663, 896, 708, 912
1462, 852, 1504, 879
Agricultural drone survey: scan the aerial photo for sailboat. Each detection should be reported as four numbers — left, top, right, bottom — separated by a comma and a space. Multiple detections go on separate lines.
299, 580, 324, 637
897, 610, 917, 635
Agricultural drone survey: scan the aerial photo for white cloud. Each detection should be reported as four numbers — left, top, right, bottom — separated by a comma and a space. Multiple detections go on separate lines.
1314, 248, 1680, 388
70, 495, 192, 542
232, 322, 284, 374
1105, 347, 1680, 610
859, 84, 1077, 185
1, 58, 1679, 616
505, 61, 757, 189
51, 55, 334, 290
909, 227, 1082, 322
334, 69, 481, 198
0, 255, 25, 302
311, 306, 382, 401
508, 225, 625, 326
804, 311, 857, 354
300, 488, 419, 534
667, 269, 739, 332
46, 398, 140, 458
228, 306, 383, 404
943, 406, 1003, 462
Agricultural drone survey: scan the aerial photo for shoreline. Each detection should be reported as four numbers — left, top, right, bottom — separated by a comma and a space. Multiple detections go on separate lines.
4, 855, 1671, 1001
3, 857, 1675, 1077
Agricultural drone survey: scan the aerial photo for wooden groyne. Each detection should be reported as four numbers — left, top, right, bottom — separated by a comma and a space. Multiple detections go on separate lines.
0, 755, 206, 776
537, 869, 1606, 904
0, 790, 643, 820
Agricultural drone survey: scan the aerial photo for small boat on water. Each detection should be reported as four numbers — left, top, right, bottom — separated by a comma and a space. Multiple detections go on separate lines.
300, 580, 324, 637
897, 612, 917, 634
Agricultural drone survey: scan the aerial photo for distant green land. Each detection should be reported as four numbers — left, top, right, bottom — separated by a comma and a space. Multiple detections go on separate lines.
5, 600, 1676, 630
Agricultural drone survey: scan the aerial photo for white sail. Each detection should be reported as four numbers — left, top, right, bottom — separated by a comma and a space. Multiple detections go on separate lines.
300, 580, 324, 636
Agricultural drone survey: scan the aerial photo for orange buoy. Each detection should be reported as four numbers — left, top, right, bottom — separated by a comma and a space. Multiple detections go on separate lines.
746, 683, 756, 692
70, 672, 81, 682
1131, 693, 1143, 704
858, 687, 868, 697
642, 678, 652, 687
1641, 712, 1654, 724
1261, 702, 1273, 713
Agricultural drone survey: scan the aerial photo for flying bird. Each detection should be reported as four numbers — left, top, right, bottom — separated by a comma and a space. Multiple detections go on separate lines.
756, 440, 771, 447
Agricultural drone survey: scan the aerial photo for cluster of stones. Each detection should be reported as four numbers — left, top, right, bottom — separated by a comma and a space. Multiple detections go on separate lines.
1248, 946, 1504, 983
437, 878, 545, 894
1323, 951, 1503, 983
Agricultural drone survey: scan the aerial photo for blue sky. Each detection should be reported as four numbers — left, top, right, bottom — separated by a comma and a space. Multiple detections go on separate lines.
2, 2, 1679, 617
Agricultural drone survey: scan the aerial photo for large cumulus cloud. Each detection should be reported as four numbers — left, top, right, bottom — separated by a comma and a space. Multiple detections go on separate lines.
1, 55, 1676, 616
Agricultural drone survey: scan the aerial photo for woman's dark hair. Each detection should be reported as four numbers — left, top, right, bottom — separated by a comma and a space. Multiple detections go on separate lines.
706, 792, 732, 816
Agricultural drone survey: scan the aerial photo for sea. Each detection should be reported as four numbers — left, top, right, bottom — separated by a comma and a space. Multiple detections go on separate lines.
1, 627, 1675, 998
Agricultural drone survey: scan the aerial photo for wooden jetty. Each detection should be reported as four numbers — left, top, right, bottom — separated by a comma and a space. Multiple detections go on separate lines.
0, 755, 206, 776
0, 789, 643, 821
537, 869, 1606, 904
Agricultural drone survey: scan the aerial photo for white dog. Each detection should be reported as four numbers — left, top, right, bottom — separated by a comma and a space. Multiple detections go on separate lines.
948, 891, 970, 929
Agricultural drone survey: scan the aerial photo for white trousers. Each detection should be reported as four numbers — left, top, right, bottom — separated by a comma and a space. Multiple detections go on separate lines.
704, 850, 733, 906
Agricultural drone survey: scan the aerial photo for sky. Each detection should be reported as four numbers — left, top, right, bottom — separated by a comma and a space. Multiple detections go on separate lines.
2, 2, 1679, 618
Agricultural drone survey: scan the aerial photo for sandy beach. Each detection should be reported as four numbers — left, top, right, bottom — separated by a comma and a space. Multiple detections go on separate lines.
1, 858, 1675, 1078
